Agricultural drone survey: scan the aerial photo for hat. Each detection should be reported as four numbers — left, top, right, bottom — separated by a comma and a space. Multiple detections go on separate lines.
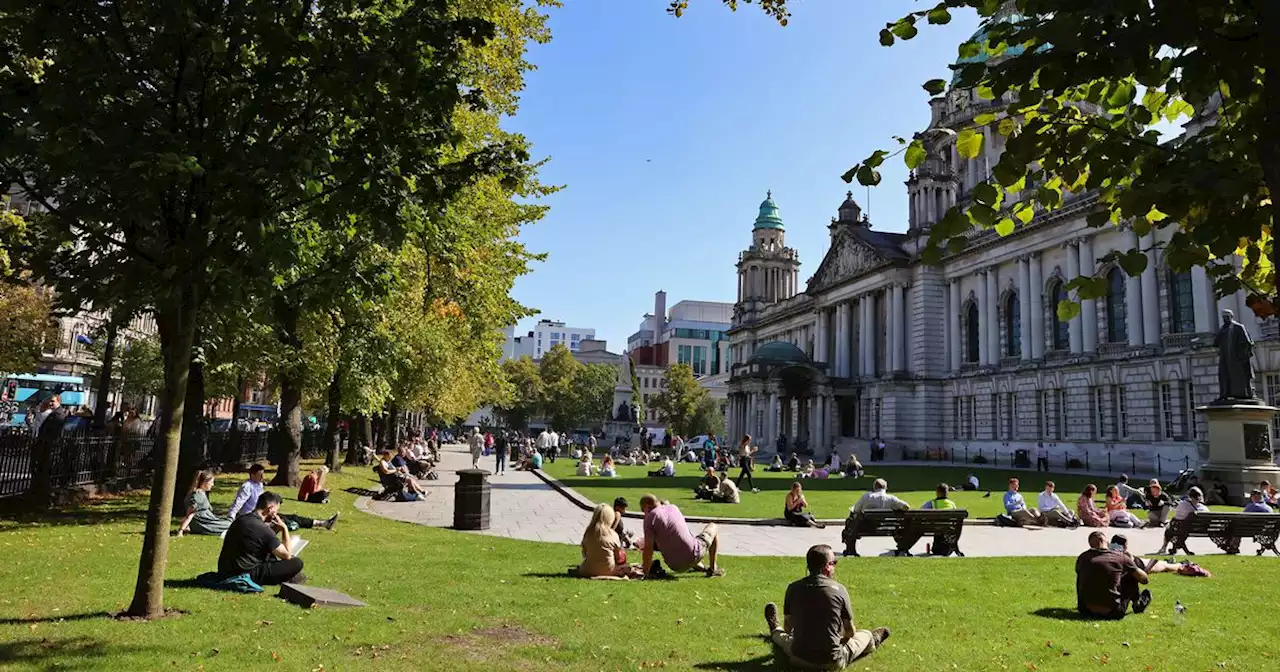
1188, 486, 1204, 499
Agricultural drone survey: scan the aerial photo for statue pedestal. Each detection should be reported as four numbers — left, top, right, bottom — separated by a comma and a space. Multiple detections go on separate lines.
1197, 401, 1280, 506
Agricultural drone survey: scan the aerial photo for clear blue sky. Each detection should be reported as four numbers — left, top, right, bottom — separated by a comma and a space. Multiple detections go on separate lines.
505, 0, 979, 350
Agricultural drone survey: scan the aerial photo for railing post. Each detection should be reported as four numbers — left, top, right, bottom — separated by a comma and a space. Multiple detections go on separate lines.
1086, 453, 1091, 471
1131, 454, 1136, 475
1107, 453, 1112, 474
1156, 454, 1162, 479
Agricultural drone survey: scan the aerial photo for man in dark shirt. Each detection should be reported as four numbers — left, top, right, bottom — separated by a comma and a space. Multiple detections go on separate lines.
763, 544, 890, 668
217, 491, 305, 585
1075, 531, 1149, 619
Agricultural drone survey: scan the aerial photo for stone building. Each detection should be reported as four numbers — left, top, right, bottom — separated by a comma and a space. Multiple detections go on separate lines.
725, 34, 1276, 469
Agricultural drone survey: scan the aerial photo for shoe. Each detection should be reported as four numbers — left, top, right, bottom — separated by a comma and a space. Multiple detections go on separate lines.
706, 567, 726, 578
324, 513, 340, 530
871, 627, 891, 647
764, 602, 779, 632
289, 572, 309, 585
752, 488, 761, 494
1133, 589, 1152, 614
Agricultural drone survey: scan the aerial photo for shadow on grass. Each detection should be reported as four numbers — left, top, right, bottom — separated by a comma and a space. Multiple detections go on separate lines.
0, 636, 155, 670
0, 611, 113, 625
1029, 607, 1095, 621
343, 486, 382, 498
692, 651, 783, 671
0, 500, 151, 529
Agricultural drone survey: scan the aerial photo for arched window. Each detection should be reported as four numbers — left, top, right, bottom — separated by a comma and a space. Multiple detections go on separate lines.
1168, 270, 1195, 334
1106, 268, 1127, 343
1004, 293, 1021, 357
1050, 281, 1069, 350
965, 302, 980, 363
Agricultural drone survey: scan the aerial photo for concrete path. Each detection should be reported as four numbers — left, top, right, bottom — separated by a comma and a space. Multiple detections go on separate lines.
356, 444, 1272, 559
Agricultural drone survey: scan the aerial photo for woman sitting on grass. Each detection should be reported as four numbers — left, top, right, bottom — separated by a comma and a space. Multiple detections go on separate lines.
1077, 484, 1109, 527
784, 482, 825, 528
599, 455, 618, 478
177, 470, 231, 537
766, 455, 784, 472
576, 452, 594, 477
844, 453, 864, 479
577, 503, 643, 579
297, 466, 330, 504
1105, 485, 1141, 528
797, 459, 815, 479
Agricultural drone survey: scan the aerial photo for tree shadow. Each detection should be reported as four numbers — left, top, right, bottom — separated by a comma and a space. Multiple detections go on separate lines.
1029, 607, 1095, 621
692, 652, 784, 671
0, 611, 113, 626
0, 636, 153, 669
0, 501, 151, 529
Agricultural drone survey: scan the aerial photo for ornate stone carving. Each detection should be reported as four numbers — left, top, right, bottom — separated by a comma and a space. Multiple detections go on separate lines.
1244, 423, 1273, 461
810, 233, 883, 289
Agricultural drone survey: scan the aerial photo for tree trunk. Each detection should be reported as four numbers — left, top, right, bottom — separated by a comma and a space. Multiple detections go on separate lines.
371, 412, 384, 451
387, 403, 400, 448
323, 368, 342, 472
268, 296, 303, 487
93, 318, 119, 430
360, 412, 373, 449
344, 412, 365, 465
173, 344, 206, 516
125, 291, 197, 619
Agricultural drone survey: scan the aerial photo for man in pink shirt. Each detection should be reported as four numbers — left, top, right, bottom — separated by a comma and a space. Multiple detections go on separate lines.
640, 493, 724, 577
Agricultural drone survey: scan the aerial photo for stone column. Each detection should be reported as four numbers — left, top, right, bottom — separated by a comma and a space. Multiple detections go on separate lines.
1066, 241, 1083, 353
1191, 265, 1212, 333
977, 271, 989, 365
867, 292, 878, 377
1140, 233, 1160, 345
841, 302, 852, 378
892, 283, 906, 371
1079, 237, 1098, 351
857, 296, 868, 376
818, 395, 829, 453
1018, 257, 1032, 360
768, 392, 779, 448
831, 304, 843, 376
948, 278, 962, 370
846, 299, 857, 377
1029, 252, 1045, 359
1126, 230, 1144, 347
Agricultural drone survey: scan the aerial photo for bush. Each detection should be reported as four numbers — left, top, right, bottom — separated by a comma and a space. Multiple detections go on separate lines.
1067, 458, 1085, 469
971, 455, 988, 465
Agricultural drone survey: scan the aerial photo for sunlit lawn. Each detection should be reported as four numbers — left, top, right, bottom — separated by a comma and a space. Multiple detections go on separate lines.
0, 461, 1271, 671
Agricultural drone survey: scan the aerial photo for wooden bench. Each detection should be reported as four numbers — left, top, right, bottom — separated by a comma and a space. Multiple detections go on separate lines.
1166, 512, 1280, 556
841, 509, 968, 557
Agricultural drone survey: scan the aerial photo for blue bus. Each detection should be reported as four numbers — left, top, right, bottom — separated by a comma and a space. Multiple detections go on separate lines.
1, 373, 88, 427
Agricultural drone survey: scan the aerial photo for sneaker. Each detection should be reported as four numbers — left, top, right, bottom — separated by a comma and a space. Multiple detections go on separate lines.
1133, 589, 1152, 614
706, 567, 726, 578
752, 488, 761, 494
764, 602, 780, 632
871, 627, 891, 647
324, 513, 340, 530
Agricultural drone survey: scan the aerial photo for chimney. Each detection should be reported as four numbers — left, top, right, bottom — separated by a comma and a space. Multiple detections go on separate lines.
654, 290, 667, 335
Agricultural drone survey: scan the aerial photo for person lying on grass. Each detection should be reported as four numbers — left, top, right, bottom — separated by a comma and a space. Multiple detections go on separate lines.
576, 503, 644, 579
764, 544, 890, 669
217, 491, 307, 586
640, 493, 724, 578
1075, 530, 1150, 620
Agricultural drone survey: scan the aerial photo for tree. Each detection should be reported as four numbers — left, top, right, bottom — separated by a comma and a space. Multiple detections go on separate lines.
495, 356, 542, 431
572, 363, 619, 432
837, 0, 1280, 311
538, 344, 581, 431
649, 363, 713, 437
690, 396, 726, 438
1, 1, 525, 619
0, 282, 54, 375
116, 336, 165, 409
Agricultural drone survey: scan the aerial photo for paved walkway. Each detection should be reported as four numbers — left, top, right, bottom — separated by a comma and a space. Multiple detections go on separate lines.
356, 444, 1269, 558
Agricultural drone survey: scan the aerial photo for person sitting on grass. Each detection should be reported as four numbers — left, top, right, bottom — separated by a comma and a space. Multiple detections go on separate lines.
797, 459, 816, 479
1075, 530, 1150, 620
648, 456, 675, 478
785, 482, 826, 528
1003, 478, 1045, 526
639, 493, 724, 578
766, 454, 784, 472
1109, 533, 1183, 574
599, 455, 618, 478
1156, 486, 1209, 555
217, 491, 307, 586
712, 473, 741, 504
851, 478, 909, 514
229, 464, 339, 530
844, 453, 864, 479
177, 470, 231, 537
920, 483, 956, 511
1105, 485, 1142, 528
961, 472, 980, 491
785, 452, 800, 472
1114, 475, 1146, 509
1037, 481, 1080, 528
1077, 484, 1108, 527
576, 503, 643, 579
828, 451, 841, 475
693, 468, 720, 500
1143, 480, 1175, 528
611, 497, 639, 548
576, 452, 595, 477
519, 448, 543, 471
763, 544, 890, 669
297, 466, 331, 504
378, 449, 428, 500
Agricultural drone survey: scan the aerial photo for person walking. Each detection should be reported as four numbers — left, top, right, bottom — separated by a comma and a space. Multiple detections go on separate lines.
468, 427, 484, 470
735, 434, 760, 493
494, 431, 508, 475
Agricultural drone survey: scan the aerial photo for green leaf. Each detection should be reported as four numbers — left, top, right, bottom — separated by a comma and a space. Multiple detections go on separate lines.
1164, 98, 1194, 122
1086, 211, 1111, 228
890, 18, 918, 40
865, 149, 889, 168
840, 166, 858, 184
997, 117, 1017, 136
1145, 207, 1169, 223
973, 112, 998, 126
927, 8, 952, 24
1106, 80, 1136, 109
973, 182, 998, 207
1014, 202, 1035, 224
855, 165, 882, 186
923, 78, 946, 95
958, 41, 981, 58
992, 161, 1025, 187
995, 217, 1015, 236
1117, 249, 1148, 276
904, 140, 927, 170
968, 203, 997, 227
956, 128, 983, 159
879, 29, 895, 46
1056, 300, 1081, 322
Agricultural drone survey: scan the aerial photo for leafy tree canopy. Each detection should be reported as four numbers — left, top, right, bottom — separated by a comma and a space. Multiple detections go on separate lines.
0, 281, 54, 375
650, 363, 715, 437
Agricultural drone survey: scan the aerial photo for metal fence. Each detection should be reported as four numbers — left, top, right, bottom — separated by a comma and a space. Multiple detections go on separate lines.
899, 445, 1193, 480
0, 429, 337, 499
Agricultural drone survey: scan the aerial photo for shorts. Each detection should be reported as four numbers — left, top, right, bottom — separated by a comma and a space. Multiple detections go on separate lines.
694, 523, 719, 559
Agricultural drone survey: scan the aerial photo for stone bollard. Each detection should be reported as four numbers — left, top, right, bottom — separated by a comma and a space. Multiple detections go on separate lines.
453, 468, 491, 530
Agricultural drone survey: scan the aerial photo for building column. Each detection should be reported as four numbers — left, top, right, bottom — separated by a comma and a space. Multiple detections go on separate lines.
838, 302, 851, 378
891, 283, 906, 371
948, 279, 962, 370
1018, 257, 1033, 360
845, 299, 857, 377
818, 395, 829, 453
1140, 232, 1160, 345
1079, 237, 1098, 352
1125, 229, 1144, 347
1066, 241, 1083, 353
886, 288, 898, 372
1191, 265, 1212, 333
1029, 252, 1045, 359
856, 296, 868, 376
768, 392, 779, 448
866, 293, 878, 377
976, 272, 989, 365
813, 310, 826, 365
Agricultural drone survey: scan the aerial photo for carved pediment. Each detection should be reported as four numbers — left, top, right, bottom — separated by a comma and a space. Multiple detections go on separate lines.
808, 231, 885, 290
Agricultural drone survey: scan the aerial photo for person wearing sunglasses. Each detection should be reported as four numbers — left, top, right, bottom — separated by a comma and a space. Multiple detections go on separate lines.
763, 544, 891, 668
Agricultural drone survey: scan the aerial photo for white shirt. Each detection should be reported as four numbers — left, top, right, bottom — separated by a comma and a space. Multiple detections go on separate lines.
661, 459, 675, 476
967, 475, 979, 489
1036, 445, 1049, 458
716, 479, 740, 503
536, 431, 550, 449
1038, 490, 1068, 514
852, 489, 909, 514
829, 453, 841, 471
550, 431, 560, 447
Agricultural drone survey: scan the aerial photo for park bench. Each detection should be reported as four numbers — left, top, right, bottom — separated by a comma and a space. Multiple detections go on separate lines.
1166, 511, 1280, 556
841, 509, 968, 557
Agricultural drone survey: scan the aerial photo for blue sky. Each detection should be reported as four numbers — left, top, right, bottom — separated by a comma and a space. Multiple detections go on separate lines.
505, 0, 980, 350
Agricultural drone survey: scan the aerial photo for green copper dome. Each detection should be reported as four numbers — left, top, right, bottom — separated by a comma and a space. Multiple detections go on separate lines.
747, 341, 810, 365
753, 191, 784, 230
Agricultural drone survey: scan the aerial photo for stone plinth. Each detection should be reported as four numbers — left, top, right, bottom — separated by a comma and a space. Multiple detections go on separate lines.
1197, 401, 1280, 506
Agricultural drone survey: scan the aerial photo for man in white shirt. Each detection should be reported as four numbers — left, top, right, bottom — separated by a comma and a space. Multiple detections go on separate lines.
536, 428, 550, 454
851, 479, 910, 515
713, 477, 741, 504
1114, 475, 1145, 509
648, 456, 676, 478
1037, 481, 1080, 528
548, 430, 561, 463
1035, 442, 1050, 472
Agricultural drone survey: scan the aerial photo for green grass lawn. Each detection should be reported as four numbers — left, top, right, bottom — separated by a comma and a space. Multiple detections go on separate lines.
541, 460, 1121, 520
1, 462, 1272, 671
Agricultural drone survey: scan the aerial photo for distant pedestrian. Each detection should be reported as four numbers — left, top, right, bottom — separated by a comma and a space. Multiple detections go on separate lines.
494, 432, 508, 475
468, 428, 483, 470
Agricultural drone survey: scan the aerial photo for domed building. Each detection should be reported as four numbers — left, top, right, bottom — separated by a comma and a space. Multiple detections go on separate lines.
724, 18, 1275, 466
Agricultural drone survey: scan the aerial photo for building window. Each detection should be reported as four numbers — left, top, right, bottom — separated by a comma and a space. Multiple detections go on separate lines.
1160, 382, 1175, 440
677, 345, 692, 365
1265, 374, 1280, 440
965, 303, 980, 363
1106, 268, 1127, 343
989, 393, 999, 440
952, 397, 961, 440
968, 396, 977, 440
1168, 270, 1195, 334
1057, 388, 1067, 439
1006, 392, 1016, 439
692, 346, 707, 375
1039, 390, 1050, 439
1184, 381, 1195, 439
1005, 293, 1021, 357
1093, 387, 1106, 439
1050, 281, 1070, 350
1110, 385, 1127, 439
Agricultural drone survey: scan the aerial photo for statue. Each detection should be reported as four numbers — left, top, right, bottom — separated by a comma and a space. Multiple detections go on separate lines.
1214, 309, 1256, 400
